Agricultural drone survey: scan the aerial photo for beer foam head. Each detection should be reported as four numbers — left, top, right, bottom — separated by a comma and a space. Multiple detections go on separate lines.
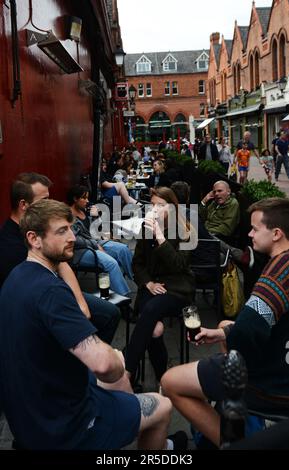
184, 316, 200, 329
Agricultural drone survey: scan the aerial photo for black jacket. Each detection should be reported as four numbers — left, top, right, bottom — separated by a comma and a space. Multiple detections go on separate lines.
199, 143, 220, 161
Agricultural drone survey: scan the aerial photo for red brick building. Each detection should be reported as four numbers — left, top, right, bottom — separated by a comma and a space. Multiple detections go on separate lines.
207, 0, 289, 150
124, 50, 209, 144
0, 0, 125, 222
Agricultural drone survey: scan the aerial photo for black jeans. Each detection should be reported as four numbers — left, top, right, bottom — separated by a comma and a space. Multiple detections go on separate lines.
125, 288, 187, 381
84, 293, 121, 345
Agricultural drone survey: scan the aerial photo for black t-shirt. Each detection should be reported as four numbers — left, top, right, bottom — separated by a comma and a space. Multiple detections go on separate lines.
236, 140, 255, 151
0, 261, 97, 449
0, 218, 27, 288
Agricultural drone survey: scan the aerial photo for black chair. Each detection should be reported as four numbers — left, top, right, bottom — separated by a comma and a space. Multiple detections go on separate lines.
182, 239, 230, 363
190, 238, 230, 321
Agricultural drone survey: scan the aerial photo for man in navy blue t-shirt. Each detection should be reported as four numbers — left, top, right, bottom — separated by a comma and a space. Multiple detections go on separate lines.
0, 199, 172, 450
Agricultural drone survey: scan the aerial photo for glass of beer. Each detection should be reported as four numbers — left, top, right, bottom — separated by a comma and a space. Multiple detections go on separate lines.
182, 305, 201, 342
98, 273, 110, 300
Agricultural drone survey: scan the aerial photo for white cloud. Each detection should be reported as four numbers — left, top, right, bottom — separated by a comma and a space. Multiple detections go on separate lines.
117, 0, 272, 52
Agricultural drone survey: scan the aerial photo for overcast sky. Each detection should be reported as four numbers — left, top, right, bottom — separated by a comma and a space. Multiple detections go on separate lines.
117, 0, 272, 53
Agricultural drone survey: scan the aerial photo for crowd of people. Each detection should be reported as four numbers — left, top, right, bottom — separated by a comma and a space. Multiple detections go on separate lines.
1, 128, 289, 450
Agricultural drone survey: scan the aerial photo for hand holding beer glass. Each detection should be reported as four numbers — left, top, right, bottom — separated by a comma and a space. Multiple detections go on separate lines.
182, 305, 201, 342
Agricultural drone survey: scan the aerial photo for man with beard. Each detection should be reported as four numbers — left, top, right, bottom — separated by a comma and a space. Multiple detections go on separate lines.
0, 174, 120, 345
0, 199, 173, 450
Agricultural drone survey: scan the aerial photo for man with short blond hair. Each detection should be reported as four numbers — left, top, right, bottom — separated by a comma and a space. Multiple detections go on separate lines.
0, 199, 173, 450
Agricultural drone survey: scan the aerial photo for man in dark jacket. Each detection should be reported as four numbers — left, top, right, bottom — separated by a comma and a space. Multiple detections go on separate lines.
199, 135, 220, 161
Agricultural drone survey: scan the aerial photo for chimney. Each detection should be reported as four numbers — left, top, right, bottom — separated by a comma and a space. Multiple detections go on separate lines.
210, 32, 220, 45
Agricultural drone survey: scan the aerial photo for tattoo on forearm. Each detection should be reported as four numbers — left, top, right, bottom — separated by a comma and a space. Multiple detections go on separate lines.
136, 394, 160, 418
73, 335, 100, 351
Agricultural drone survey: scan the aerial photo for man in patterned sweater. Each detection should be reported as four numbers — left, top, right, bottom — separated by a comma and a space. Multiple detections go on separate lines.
162, 197, 289, 447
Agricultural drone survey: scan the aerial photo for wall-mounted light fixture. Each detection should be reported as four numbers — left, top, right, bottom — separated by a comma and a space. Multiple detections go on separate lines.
26, 29, 83, 74
114, 45, 126, 67
69, 16, 82, 42
278, 77, 287, 96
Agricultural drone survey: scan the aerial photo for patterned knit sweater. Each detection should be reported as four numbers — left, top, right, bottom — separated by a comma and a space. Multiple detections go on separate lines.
227, 250, 289, 399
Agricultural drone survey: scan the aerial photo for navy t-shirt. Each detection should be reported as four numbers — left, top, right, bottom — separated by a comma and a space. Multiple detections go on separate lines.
236, 140, 255, 151
0, 261, 97, 449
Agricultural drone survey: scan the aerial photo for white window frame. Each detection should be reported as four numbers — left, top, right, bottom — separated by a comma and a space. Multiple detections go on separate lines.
172, 81, 178, 95
138, 83, 144, 97
146, 83, 152, 97
165, 81, 170, 95
196, 52, 209, 71
136, 55, 152, 74
199, 80, 205, 94
162, 54, 178, 72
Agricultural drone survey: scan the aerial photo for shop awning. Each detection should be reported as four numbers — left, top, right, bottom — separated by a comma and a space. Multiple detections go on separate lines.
196, 117, 215, 129
282, 114, 289, 121
224, 104, 262, 118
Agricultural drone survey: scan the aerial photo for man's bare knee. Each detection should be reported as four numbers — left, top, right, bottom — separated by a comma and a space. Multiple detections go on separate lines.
137, 393, 172, 432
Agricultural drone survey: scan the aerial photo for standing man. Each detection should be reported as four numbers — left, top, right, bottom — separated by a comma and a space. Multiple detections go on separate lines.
0, 199, 173, 450
161, 197, 289, 448
199, 134, 220, 161
274, 130, 289, 181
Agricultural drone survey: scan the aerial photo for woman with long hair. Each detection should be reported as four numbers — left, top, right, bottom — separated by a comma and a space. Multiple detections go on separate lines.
125, 187, 197, 385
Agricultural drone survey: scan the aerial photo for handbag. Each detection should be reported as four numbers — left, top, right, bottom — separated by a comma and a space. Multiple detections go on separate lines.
222, 260, 244, 318
229, 163, 237, 182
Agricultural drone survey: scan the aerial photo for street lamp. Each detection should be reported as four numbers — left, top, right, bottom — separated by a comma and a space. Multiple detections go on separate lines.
115, 45, 126, 67
278, 77, 287, 94
129, 84, 137, 101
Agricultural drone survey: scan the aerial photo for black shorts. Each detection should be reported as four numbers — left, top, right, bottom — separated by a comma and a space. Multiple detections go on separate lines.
198, 353, 289, 412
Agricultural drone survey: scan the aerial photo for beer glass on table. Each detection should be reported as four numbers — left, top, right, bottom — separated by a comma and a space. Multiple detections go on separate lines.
98, 273, 110, 300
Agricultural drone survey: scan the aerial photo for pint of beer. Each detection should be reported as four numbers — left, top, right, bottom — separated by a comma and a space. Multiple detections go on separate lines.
182, 306, 201, 342
98, 273, 110, 300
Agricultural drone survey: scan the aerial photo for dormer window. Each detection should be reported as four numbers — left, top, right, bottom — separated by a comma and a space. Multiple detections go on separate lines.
162, 54, 177, 72
136, 55, 152, 73
196, 52, 209, 71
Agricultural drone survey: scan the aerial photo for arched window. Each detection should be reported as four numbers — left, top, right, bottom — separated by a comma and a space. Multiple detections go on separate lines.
237, 63, 241, 92
249, 55, 254, 91
272, 39, 278, 82
172, 113, 188, 139
279, 34, 286, 78
255, 51, 260, 88
233, 65, 237, 96
149, 111, 171, 142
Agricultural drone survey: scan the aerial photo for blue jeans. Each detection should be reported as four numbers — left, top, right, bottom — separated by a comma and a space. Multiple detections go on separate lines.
79, 248, 130, 296
101, 241, 133, 279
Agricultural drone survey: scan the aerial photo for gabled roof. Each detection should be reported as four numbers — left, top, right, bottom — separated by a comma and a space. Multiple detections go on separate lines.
124, 50, 209, 76
213, 44, 221, 68
224, 40, 233, 58
256, 7, 271, 35
162, 53, 178, 63
238, 26, 249, 49
136, 54, 152, 64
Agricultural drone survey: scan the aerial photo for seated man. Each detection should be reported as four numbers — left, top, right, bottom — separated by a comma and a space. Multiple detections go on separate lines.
0, 199, 173, 450
0, 174, 119, 344
161, 198, 289, 448
67, 184, 133, 296
199, 180, 240, 242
